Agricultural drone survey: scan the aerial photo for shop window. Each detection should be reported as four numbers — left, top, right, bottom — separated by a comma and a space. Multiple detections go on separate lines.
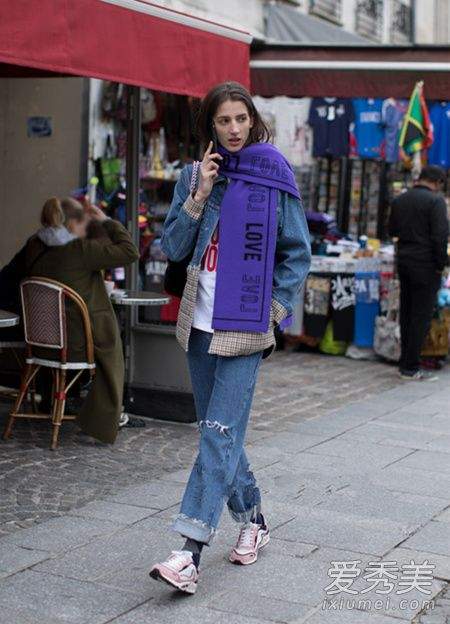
309, 0, 342, 24
355, 0, 384, 41
138, 93, 201, 328
90, 82, 201, 328
390, 0, 412, 43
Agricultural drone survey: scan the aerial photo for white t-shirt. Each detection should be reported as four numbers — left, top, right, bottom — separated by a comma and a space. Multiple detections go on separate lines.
253, 96, 313, 167
192, 226, 219, 333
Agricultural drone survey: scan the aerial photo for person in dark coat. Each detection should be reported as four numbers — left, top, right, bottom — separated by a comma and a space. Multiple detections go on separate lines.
2, 196, 139, 443
389, 165, 449, 380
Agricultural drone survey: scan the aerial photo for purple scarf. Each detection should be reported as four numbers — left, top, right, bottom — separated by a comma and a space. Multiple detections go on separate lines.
211, 142, 300, 333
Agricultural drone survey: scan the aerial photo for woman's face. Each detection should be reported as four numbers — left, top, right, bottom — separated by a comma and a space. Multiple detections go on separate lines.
67, 216, 88, 239
213, 99, 254, 152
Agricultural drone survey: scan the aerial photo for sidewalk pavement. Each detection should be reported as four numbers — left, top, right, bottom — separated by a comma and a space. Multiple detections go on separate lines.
0, 365, 449, 623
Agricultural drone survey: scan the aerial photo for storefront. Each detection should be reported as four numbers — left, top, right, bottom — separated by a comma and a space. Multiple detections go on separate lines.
251, 43, 450, 238
88, 83, 208, 421
0, 0, 251, 420
250, 38, 450, 357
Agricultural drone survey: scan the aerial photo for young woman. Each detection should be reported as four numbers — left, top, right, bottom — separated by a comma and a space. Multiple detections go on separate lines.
150, 82, 311, 594
10, 196, 139, 443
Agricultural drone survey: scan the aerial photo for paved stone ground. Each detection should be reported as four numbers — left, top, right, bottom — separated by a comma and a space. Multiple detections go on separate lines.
0, 350, 449, 623
0, 351, 399, 537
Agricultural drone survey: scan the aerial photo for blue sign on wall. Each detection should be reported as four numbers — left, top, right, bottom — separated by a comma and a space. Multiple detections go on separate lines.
27, 116, 52, 138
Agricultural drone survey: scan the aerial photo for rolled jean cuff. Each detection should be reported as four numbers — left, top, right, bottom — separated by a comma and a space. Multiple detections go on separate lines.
170, 513, 216, 545
227, 501, 261, 524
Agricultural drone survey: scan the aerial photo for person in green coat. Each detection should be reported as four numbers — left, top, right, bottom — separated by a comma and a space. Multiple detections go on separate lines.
23, 196, 139, 443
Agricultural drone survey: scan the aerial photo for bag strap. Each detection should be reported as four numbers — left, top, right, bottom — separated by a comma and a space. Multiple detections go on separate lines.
190, 161, 200, 195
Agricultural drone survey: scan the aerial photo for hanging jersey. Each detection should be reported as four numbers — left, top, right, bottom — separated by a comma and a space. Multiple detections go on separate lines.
307, 98, 354, 158
382, 99, 407, 163
330, 273, 356, 342
253, 96, 313, 167
352, 98, 384, 159
428, 102, 450, 168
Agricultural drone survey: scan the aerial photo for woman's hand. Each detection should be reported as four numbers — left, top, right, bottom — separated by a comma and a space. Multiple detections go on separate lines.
87, 203, 108, 223
194, 141, 223, 203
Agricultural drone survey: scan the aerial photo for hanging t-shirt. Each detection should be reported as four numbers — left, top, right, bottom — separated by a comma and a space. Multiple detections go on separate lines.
381, 99, 407, 164
428, 102, 450, 168
428, 102, 443, 166
307, 98, 355, 158
379, 271, 395, 316
330, 273, 355, 342
192, 226, 219, 333
354, 272, 380, 348
253, 96, 313, 167
352, 98, 384, 159
303, 275, 331, 338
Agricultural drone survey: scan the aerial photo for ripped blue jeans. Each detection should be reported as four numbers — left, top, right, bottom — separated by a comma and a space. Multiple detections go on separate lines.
171, 328, 263, 545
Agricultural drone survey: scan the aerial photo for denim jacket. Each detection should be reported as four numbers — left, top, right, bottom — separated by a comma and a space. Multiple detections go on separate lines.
161, 163, 311, 357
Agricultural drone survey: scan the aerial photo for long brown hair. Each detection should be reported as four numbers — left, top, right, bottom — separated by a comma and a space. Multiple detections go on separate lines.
40, 197, 84, 228
196, 81, 271, 149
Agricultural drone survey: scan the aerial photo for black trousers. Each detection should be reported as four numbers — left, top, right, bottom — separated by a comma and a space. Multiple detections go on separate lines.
398, 265, 441, 372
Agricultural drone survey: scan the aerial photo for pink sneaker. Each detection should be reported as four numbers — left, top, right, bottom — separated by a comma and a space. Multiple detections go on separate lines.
149, 550, 199, 594
229, 515, 270, 565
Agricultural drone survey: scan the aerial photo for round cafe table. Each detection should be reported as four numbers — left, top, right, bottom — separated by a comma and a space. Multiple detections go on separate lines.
0, 310, 20, 328
110, 290, 170, 427
0, 311, 22, 400
110, 290, 170, 307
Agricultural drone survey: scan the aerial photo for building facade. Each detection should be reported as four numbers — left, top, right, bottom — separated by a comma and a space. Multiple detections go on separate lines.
143, 0, 265, 38
151, 0, 450, 45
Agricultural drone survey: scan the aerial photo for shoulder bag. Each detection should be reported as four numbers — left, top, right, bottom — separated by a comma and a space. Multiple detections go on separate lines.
163, 161, 201, 298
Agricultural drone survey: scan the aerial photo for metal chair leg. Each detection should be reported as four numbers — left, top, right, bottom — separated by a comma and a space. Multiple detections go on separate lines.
29, 376, 38, 414
3, 364, 35, 440
51, 370, 66, 450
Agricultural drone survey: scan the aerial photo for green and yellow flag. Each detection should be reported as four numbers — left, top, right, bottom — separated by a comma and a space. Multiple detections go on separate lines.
399, 81, 433, 157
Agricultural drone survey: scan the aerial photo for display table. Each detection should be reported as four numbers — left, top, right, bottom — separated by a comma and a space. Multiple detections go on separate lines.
286, 256, 395, 350
111, 291, 169, 307
310, 256, 394, 274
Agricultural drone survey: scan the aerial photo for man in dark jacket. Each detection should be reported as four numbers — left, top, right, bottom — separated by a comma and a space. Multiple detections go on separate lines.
389, 165, 449, 380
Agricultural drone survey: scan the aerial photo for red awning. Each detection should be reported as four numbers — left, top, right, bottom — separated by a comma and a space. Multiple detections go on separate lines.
251, 46, 450, 99
0, 0, 251, 97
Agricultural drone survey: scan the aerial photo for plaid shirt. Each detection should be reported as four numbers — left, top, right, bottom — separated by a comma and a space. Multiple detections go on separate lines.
175, 195, 289, 358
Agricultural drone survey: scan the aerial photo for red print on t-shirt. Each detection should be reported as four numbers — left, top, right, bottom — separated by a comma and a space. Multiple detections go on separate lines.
200, 227, 219, 272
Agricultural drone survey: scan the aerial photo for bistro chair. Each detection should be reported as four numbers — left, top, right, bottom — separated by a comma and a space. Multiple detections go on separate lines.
2, 277, 95, 449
